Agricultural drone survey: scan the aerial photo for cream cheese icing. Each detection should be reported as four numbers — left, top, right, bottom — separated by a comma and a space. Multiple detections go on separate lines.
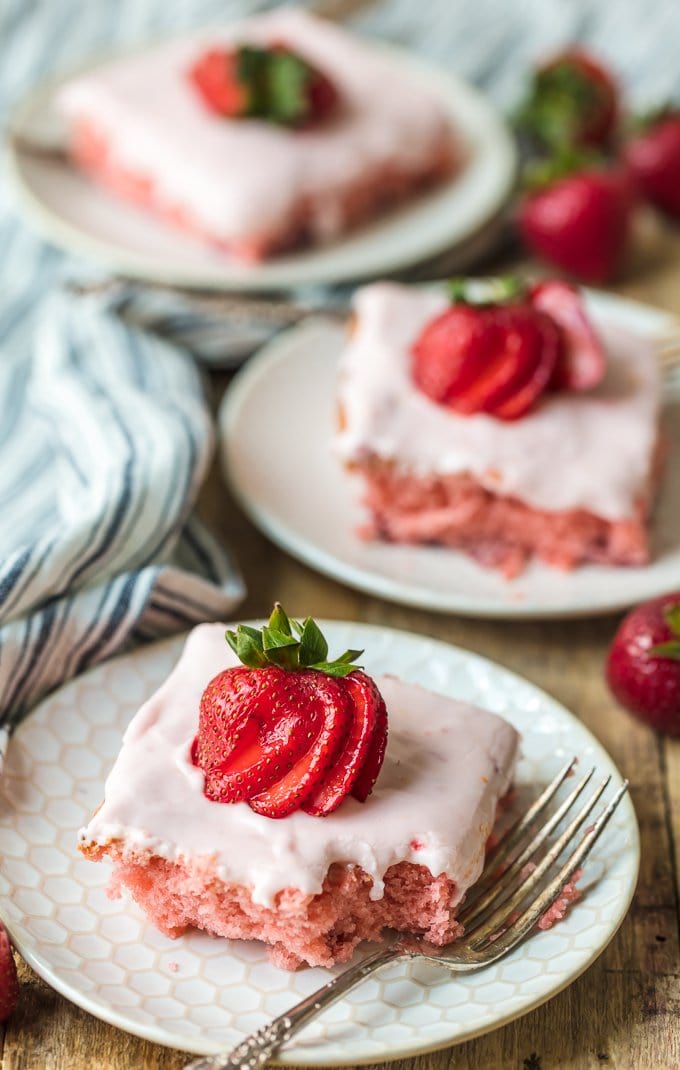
80, 623, 518, 908
335, 283, 661, 520
56, 9, 455, 244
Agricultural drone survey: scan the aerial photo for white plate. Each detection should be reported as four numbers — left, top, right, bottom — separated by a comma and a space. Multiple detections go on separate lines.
220, 290, 680, 619
7, 38, 516, 292
0, 623, 638, 1063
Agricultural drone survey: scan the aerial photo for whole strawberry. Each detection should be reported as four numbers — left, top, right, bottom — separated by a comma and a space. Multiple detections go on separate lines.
516, 48, 619, 151
606, 593, 680, 736
189, 43, 339, 127
623, 111, 680, 220
193, 605, 387, 818
518, 159, 633, 283
0, 923, 19, 1023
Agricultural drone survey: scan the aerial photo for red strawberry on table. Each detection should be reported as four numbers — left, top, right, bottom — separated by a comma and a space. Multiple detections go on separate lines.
518, 159, 633, 283
189, 43, 339, 126
0, 923, 18, 1023
516, 48, 619, 150
193, 605, 387, 818
529, 279, 606, 390
623, 111, 680, 220
606, 593, 680, 736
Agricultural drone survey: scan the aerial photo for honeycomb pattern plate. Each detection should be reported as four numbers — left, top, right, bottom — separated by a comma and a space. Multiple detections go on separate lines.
0, 623, 639, 1064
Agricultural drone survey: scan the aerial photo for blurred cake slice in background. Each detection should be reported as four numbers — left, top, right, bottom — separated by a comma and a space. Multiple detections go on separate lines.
56, 8, 459, 261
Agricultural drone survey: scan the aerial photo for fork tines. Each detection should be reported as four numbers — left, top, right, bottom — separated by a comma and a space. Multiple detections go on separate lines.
457, 758, 629, 959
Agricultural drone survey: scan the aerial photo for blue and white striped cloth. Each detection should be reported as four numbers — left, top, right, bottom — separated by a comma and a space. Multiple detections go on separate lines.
2, 0, 680, 759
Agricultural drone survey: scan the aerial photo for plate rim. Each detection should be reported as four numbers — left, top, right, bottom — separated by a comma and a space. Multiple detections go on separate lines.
6, 33, 517, 292
0, 621, 640, 1063
219, 290, 679, 620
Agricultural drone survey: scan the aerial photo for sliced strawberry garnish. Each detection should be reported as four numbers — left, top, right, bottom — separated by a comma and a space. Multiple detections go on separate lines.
192, 606, 387, 818
302, 670, 385, 816
196, 667, 313, 803
489, 310, 561, 420
412, 281, 561, 421
529, 280, 606, 391
412, 304, 496, 405
248, 674, 351, 818
351, 687, 388, 803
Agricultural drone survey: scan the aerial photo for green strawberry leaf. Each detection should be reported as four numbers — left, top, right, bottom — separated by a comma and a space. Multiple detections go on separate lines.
310, 660, 359, 678
226, 627, 268, 669
268, 603, 293, 636
225, 606, 364, 677
298, 617, 329, 665
664, 603, 680, 638
649, 640, 680, 662
266, 50, 310, 125
333, 648, 364, 664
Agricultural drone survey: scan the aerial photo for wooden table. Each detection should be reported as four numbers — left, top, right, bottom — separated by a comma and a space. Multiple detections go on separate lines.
3, 229, 680, 1069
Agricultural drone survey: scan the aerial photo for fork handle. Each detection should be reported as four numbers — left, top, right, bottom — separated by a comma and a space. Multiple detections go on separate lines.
184, 945, 405, 1070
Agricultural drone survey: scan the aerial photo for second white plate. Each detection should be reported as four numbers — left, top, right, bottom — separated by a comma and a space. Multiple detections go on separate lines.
219, 291, 680, 619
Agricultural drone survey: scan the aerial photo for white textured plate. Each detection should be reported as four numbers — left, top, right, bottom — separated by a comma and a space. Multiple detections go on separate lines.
7, 36, 515, 292
220, 290, 680, 619
0, 623, 638, 1063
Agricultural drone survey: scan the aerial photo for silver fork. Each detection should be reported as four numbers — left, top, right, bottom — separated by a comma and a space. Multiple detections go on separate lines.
183, 759, 628, 1070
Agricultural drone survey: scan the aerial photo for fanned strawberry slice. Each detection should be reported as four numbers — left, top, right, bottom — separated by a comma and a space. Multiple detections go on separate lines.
412, 304, 491, 404
490, 311, 561, 420
196, 667, 312, 803
412, 282, 561, 421
192, 606, 388, 818
302, 671, 385, 816
351, 686, 388, 803
529, 280, 606, 390
247, 674, 352, 818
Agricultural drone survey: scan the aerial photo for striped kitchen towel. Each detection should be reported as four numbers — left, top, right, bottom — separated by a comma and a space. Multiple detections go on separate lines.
0, 282, 245, 771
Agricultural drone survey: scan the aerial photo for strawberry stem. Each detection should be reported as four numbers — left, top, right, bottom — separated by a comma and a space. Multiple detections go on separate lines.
226, 604, 364, 677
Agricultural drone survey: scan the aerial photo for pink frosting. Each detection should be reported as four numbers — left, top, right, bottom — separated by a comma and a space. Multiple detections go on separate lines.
55, 9, 454, 245
80, 623, 519, 908
336, 283, 661, 520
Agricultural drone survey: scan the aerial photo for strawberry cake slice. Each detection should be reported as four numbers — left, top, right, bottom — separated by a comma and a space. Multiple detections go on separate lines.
79, 608, 518, 969
55, 8, 458, 261
336, 279, 663, 577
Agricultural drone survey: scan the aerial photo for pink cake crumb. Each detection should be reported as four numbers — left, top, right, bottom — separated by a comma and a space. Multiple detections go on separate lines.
354, 459, 658, 578
100, 846, 463, 969
537, 868, 583, 930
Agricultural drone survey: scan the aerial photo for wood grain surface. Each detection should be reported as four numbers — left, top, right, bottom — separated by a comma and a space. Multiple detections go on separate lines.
2, 225, 680, 1069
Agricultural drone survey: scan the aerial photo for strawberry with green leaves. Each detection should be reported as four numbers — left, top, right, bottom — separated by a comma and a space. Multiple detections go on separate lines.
189, 43, 339, 127
515, 48, 619, 151
193, 605, 387, 818
606, 594, 680, 736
